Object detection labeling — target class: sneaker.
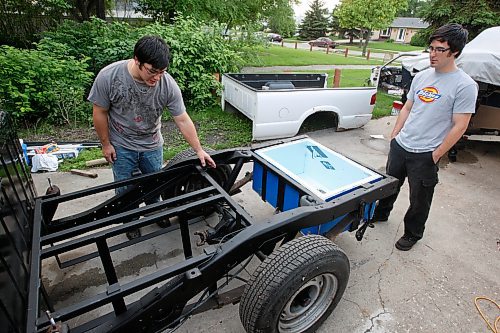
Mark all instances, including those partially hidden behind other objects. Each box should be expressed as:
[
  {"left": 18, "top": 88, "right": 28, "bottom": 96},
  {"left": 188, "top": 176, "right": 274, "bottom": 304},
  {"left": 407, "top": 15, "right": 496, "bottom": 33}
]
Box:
[
  {"left": 126, "top": 228, "right": 141, "bottom": 240},
  {"left": 395, "top": 235, "right": 419, "bottom": 251}
]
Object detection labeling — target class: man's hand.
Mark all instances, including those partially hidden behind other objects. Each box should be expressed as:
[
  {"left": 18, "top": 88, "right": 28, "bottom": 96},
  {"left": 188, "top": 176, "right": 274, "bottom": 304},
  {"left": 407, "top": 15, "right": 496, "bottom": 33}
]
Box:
[
  {"left": 102, "top": 144, "right": 116, "bottom": 164},
  {"left": 431, "top": 150, "right": 441, "bottom": 164},
  {"left": 196, "top": 149, "right": 216, "bottom": 168}
]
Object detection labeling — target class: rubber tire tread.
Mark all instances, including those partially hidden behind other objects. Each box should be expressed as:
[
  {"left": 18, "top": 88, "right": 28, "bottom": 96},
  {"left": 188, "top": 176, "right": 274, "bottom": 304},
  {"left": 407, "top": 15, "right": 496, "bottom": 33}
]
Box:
[
  {"left": 166, "top": 147, "right": 232, "bottom": 182},
  {"left": 239, "top": 235, "right": 350, "bottom": 333}
]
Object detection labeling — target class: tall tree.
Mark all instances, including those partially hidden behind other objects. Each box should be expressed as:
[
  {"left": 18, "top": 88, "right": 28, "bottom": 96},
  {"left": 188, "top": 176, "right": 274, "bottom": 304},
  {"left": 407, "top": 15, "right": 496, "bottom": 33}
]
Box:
[
  {"left": 134, "top": 0, "right": 295, "bottom": 30},
  {"left": 419, "top": 0, "right": 500, "bottom": 40},
  {"left": 267, "top": 3, "right": 296, "bottom": 37},
  {"left": 396, "top": 0, "right": 424, "bottom": 18},
  {"left": 298, "top": 0, "right": 330, "bottom": 39},
  {"left": 329, "top": 6, "right": 341, "bottom": 36},
  {"left": 335, "top": 0, "right": 407, "bottom": 56}
]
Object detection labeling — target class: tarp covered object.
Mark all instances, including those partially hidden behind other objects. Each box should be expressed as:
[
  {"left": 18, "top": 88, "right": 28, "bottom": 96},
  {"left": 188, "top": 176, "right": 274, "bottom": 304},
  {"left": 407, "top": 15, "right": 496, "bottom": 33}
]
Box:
[
  {"left": 402, "top": 26, "right": 500, "bottom": 86},
  {"left": 456, "top": 26, "right": 500, "bottom": 86}
]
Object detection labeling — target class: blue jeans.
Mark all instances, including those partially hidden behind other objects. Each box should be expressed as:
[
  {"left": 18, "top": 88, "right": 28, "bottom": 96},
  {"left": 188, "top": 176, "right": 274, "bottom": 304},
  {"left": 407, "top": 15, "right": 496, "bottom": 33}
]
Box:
[{"left": 112, "top": 145, "right": 163, "bottom": 204}]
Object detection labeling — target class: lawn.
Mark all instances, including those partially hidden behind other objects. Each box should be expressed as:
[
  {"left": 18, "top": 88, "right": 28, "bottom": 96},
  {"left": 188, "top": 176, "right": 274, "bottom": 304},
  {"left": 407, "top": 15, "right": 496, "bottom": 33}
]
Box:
[
  {"left": 337, "top": 41, "right": 424, "bottom": 53},
  {"left": 277, "top": 68, "right": 396, "bottom": 119},
  {"left": 246, "top": 45, "right": 383, "bottom": 67}
]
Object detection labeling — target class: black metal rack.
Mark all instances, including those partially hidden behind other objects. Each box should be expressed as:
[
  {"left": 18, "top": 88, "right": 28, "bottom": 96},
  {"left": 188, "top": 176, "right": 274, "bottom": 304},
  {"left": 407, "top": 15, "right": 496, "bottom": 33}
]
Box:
[{"left": 0, "top": 111, "right": 398, "bottom": 333}]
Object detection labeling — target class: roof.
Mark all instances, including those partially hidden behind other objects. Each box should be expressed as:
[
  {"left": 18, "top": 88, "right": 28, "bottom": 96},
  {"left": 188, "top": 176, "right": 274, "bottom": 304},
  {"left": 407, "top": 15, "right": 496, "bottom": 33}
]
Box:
[{"left": 391, "top": 17, "right": 429, "bottom": 29}]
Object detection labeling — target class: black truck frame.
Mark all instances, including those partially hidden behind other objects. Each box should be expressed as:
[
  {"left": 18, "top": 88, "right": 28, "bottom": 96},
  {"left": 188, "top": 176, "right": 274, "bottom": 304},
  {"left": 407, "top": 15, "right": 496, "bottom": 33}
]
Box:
[{"left": 1, "top": 111, "right": 398, "bottom": 333}]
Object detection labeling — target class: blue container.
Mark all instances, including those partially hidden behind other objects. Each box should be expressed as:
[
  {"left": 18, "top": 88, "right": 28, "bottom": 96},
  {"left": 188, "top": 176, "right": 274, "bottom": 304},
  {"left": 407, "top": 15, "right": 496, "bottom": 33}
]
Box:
[{"left": 253, "top": 138, "right": 382, "bottom": 235}]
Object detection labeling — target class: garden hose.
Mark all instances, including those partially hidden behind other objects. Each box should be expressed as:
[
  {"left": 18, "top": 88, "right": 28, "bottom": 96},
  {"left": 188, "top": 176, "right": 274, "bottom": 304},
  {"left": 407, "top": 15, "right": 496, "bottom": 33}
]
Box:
[{"left": 474, "top": 296, "right": 500, "bottom": 333}]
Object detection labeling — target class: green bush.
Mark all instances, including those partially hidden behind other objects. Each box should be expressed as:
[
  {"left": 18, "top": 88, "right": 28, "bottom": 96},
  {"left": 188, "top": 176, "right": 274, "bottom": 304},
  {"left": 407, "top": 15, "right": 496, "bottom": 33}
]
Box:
[
  {"left": 40, "top": 18, "right": 139, "bottom": 75},
  {"left": 40, "top": 17, "right": 250, "bottom": 109},
  {"left": 410, "top": 31, "right": 428, "bottom": 47},
  {"left": 137, "top": 18, "right": 245, "bottom": 108},
  {"left": 0, "top": 45, "right": 93, "bottom": 124},
  {"left": 386, "top": 39, "right": 394, "bottom": 43}
]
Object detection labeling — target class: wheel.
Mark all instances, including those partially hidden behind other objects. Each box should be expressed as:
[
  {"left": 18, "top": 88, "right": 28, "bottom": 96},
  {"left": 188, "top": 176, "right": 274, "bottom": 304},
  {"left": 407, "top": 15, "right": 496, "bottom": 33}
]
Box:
[
  {"left": 239, "top": 235, "right": 350, "bottom": 333},
  {"left": 164, "top": 148, "right": 232, "bottom": 217}
]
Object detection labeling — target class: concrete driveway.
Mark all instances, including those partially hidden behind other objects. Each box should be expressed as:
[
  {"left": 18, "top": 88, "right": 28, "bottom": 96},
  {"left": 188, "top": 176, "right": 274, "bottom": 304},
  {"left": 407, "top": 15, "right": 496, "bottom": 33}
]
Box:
[{"left": 32, "top": 117, "right": 500, "bottom": 333}]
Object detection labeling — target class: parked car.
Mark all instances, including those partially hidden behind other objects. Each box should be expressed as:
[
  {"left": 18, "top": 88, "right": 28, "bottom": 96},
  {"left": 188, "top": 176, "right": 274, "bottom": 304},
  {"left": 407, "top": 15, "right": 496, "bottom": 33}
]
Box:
[
  {"left": 267, "top": 33, "right": 283, "bottom": 42},
  {"left": 309, "top": 37, "right": 337, "bottom": 48}
]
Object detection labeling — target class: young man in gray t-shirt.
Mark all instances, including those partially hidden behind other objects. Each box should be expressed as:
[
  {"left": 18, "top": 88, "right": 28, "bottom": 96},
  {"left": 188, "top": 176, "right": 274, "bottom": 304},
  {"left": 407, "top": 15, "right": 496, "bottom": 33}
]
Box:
[
  {"left": 373, "top": 24, "right": 478, "bottom": 251},
  {"left": 88, "top": 35, "right": 216, "bottom": 239}
]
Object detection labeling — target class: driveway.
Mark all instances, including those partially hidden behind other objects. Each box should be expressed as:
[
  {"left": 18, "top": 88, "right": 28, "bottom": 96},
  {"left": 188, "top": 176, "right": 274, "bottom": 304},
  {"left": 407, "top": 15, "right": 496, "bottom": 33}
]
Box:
[{"left": 32, "top": 117, "right": 500, "bottom": 332}]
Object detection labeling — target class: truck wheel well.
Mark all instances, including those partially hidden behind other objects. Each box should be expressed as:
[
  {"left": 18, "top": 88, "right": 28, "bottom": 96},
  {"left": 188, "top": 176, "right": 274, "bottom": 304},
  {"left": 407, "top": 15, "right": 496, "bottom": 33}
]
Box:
[{"left": 298, "top": 111, "right": 338, "bottom": 135}]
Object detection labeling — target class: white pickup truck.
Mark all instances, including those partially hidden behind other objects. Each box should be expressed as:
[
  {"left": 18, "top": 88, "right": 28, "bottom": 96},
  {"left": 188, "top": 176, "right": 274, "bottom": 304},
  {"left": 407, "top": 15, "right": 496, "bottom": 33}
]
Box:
[{"left": 221, "top": 73, "right": 377, "bottom": 140}]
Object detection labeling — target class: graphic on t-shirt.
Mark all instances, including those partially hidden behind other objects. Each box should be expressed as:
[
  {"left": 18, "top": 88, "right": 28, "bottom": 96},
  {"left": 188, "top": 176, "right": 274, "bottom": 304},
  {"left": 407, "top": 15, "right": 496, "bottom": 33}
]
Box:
[{"left": 416, "top": 86, "right": 441, "bottom": 103}]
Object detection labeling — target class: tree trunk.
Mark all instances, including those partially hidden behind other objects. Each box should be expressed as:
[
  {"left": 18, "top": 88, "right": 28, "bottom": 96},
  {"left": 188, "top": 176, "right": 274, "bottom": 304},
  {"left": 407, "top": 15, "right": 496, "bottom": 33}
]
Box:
[
  {"left": 361, "top": 29, "right": 371, "bottom": 57},
  {"left": 96, "top": 0, "right": 105, "bottom": 20}
]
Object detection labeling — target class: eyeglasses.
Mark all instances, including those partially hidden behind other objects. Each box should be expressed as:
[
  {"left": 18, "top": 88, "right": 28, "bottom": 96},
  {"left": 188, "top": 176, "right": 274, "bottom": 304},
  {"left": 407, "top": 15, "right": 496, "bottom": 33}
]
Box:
[
  {"left": 141, "top": 64, "right": 167, "bottom": 76},
  {"left": 427, "top": 46, "right": 451, "bottom": 53}
]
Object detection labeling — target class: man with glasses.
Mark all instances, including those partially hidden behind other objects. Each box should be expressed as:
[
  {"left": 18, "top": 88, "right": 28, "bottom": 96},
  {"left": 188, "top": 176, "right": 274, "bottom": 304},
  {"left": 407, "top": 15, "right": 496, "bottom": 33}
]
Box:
[
  {"left": 88, "top": 35, "right": 216, "bottom": 239},
  {"left": 372, "top": 24, "right": 478, "bottom": 250}
]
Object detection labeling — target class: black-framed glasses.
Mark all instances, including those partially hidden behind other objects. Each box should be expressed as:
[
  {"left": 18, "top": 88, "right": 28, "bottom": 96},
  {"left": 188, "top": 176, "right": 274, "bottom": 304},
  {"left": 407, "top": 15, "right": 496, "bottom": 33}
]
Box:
[
  {"left": 141, "top": 63, "right": 167, "bottom": 76},
  {"left": 427, "top": 46, "right": 451, "bottom": 53}
]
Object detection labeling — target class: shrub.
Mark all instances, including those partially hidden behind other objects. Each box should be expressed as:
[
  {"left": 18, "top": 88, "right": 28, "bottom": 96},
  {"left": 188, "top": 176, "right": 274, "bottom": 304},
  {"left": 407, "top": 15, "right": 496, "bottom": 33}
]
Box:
[
  {"left": 40, "top": 18, "right": 139, "bottom": 75},
  {"left": 137, "top": 17, "right": 245, "bottom": 108},
  {"left": 386, "top": 39, "right": 394, "bottom": 43},
  {"left": 0, "top": 45, "right": 93, "bottom": 125},
  {"left": 410, "top": 31, "right": 428, "bottom": 47},
  {"left": 40, "top": 17, "right": 250, "bottom": 109}
]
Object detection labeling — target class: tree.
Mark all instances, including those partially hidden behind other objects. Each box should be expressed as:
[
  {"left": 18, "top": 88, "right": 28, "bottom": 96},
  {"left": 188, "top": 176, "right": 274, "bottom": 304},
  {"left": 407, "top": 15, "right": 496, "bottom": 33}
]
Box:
[
  {"left": 335, "top": 0, "right": 407, "bottom": 56},
  {"left": 134, "top": 0, "right": 296, "bottom": 31},
  {"left": 397, "top": 0, "right": 424, "bottom": 18},
  {"left": 329, "top": 6, "right": 341, "bottom": 36},
  {"left": 267, "top": 2, "right": 296, "bottom": 37},
  {"left": 298, "top": 0, "right": 330, "bottom": 39},
  {"left": 418, "top": 0, "right": 500, "bottom": 41},
  {"left": 66, "top": 0, "right": 108, "bottom": 21}
]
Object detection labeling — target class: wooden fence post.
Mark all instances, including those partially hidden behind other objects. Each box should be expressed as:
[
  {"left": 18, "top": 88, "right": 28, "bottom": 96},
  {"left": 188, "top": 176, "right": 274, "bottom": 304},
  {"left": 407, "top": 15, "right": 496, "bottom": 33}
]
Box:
[
  {"left": 295, "top": 42, "right": 297, "bottom": 49},
  {"left": 366, "top": 49, "right": 371, "bottom": 60},
  {"left": 333, "top": 68, "right": 341, "bottom": 88},
  {"left": 344, "top": 48, "right": 349, "bottom": 57}
]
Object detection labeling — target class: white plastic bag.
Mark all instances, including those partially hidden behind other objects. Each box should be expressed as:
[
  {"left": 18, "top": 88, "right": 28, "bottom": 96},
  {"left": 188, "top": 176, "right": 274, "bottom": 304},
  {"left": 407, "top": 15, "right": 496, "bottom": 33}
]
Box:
[{"left": 31, "top": 154, "right": 59, "bottom": 172}]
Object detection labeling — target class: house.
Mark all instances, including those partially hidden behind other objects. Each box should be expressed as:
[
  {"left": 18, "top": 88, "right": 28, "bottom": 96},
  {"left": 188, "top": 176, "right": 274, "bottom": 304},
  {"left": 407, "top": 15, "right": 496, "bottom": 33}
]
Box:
[{"left": 372, "top": 17, "right": 429, "bottom": 43}]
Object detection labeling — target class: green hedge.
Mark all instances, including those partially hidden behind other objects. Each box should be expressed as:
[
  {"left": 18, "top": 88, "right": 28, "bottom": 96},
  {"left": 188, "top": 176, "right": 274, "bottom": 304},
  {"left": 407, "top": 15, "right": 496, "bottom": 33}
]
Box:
[
  {"left": 0, "top": 44, "right": 93, "bottom": 125},
  {"left": 0, "top": 17, "right": 259, "bottom": 125}
]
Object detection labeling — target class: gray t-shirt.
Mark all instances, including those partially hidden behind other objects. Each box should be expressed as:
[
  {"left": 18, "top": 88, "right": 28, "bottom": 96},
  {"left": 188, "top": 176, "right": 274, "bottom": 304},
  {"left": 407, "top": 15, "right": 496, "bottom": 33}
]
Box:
[
  {"left": 396, "top": 68, "right": 478, "bottom": 153},
  {"left": 88, "top": 60, "right": 186, "bottom": 151}
]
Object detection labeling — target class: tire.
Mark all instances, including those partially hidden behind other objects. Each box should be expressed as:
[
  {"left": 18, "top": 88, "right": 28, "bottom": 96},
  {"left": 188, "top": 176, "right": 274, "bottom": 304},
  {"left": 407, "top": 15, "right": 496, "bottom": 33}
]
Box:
[
  {"left": 164, "top": 148, "right": 232, "bottom": 217},
  {"left": 239, "top": 235, "right": 350, "bottom": 333}
]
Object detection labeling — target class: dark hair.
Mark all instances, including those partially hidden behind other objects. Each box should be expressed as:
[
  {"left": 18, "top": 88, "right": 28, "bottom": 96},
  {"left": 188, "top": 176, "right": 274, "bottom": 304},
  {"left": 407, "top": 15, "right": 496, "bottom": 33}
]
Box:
[
  {"left": 134, "top": 35, "right": 170, "bottom": 69},
  {"left": 428, "top": 23, "right": 468, "bottom": 58}
]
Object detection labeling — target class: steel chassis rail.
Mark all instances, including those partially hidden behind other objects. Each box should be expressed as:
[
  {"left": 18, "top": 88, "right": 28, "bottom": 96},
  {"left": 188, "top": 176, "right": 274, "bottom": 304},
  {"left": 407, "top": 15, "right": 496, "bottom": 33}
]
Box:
[{"left": 22, "top": 141, "right": 397, "bottom": 333}]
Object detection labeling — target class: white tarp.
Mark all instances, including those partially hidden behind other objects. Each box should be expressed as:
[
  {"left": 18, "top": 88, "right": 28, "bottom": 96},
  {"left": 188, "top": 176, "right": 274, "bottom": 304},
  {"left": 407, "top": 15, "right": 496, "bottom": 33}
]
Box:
[
  {"left": 401, "top": 26, "right": 500, "bottom": 85},
  {"left": 456, "top": 26, "right": 500, "bottom": 86}
]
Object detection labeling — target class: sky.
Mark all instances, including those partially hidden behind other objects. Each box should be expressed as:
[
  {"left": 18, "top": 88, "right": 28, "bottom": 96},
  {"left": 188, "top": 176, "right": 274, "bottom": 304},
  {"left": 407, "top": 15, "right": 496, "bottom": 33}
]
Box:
[{"left": 293, "top": 0, "right": 339, "bottom": 21}]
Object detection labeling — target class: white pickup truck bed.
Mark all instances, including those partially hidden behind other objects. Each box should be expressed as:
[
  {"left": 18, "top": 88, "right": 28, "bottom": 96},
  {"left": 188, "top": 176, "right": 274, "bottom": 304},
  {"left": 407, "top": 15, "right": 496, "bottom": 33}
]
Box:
[{"left": 222, "top": 73, "right": 378, "bottom": 140}]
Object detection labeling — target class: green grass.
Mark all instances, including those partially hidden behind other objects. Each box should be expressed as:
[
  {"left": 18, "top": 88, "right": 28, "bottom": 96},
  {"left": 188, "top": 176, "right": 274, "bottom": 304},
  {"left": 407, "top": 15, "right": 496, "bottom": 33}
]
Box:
[
  {"left": 58, "top": 148, "right": 103, "bottom": 171},
  {"left": 276, "top": 68, "right": 396, "bottom": 118},
  {"left": 337, "top": 41, "right": 424, "bottom": 53},
  {"left": 161, "top": 106, "right": 253, "bottom": 161},
  {"left": 245, "top": 45, "right": 383, "bottom": 67}
]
